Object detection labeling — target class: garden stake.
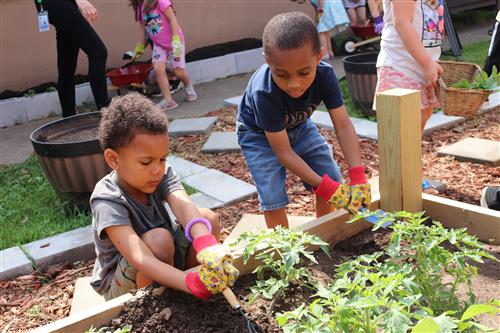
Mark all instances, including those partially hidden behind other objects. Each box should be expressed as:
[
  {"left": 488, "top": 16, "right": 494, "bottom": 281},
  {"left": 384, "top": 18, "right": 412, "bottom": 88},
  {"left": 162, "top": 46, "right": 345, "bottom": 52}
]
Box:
[
  {"left": 358, "top": 207, "right": 392, "bottom": 227},
  {"left": 222, "top": 288, "right": 264, "bottom": 333}
]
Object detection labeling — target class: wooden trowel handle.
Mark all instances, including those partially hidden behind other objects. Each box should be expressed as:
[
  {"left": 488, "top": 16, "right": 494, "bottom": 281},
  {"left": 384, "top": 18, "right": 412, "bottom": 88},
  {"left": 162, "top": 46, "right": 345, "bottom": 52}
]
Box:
[{"left": 222, "top": 288, "right": 240, "bottom": 309}]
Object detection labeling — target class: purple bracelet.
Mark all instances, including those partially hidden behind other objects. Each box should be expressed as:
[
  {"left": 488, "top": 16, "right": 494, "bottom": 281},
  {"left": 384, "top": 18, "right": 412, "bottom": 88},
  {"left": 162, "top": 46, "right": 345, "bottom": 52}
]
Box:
[{"left": 185, "top": 217, "right": 212, "bottom": 242}]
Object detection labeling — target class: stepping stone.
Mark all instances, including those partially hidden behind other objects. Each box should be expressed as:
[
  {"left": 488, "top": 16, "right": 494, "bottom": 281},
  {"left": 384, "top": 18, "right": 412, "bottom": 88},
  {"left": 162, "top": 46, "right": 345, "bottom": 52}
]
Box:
[
  {"left": 0, "top": 246, "right": 33, "bottom": 280},
  {"left": 189, "top": 192, "right": 224, "bottom": 209},
  {"left": 223, "top": 95, "right": 242, "bottom": 108},
  {"left": 201, "top": 131, "right": 240, "bottom": 154},
  {"left": 70, "top": 276, "right": 105, "bottom": 316},
  {"left": 438, "top": 138, "right": 500, "bottom": 166},
  {"left": 352, "top": 118, "right": 378, "bottom": 140},
  {"left": 168, "top": 116, "right": 218, "bottom": 137},
  {"left": 423, "top": 111, "right": 464, "bottom": 135},
  {"left": 23, "top": 225, "right": 94, "bottom": 270},
  {"left": 223, "top": 214, "right": 314, "bottom": 246},
  {"left": 182, "top": 169, "right": 256, "bottom": 206},
  {"left": 167, "top": 155, "right": 208, "bottom": 179},
  {"left": 480, "top": 91, "right": 500, "bottom": 113},
  {"left": 311, "top": 111, "right": 334, "bottom": 130}
]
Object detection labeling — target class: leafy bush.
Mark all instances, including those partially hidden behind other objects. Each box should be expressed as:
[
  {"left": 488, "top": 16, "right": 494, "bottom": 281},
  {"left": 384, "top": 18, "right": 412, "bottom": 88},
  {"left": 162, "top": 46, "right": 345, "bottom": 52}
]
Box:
[
  {"left": 451, "top": 66, "right": 500, "bottom": 91},
  {"left": 277, "top": 212, "right": 499, "bottom": 333},
  {"left": 234, "top": 226, "right": 329, "bottom": 313}
]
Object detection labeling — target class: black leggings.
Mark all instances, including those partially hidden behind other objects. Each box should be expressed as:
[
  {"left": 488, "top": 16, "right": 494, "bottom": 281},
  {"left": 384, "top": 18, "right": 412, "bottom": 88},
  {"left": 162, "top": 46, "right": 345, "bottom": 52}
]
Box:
[{"left": 43, "top": 0, "right": 108, "bottom": 117}]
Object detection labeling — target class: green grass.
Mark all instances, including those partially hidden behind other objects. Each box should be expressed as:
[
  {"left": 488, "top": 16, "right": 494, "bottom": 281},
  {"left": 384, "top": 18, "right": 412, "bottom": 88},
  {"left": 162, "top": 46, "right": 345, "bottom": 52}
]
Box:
[
  {"left": 0, "top": 156, "right": 91, "bottom": 250},
  {"left": 441, "top": 39, "right": 490, "bottom": 64},
  {"left": 0, "top": 155, "right": 198, "bottom": 250}
]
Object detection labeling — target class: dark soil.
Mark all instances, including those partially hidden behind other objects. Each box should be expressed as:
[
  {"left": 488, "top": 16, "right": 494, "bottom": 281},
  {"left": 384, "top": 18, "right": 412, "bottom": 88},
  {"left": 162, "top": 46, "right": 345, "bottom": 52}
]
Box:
[
  {"left": 46, "top": 126, "right": 98, "bottom": 144},
  {"left": 106, "top": 228, "right": 500, "bottom": 332}
]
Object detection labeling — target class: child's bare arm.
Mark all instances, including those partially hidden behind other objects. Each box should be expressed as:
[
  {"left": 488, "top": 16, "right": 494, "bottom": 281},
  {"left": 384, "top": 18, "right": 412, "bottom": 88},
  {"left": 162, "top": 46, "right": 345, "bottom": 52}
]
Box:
[
  {"left": 392, "top": 0, "right": 442, "bottom": 85},
  {"left": 265, "top": 130, "right": 323, "bottom": 187},
  {"left": 329, "top": 106, "right": 362, "bottom": 168},
  {"left": 164, "top": 6, "right": 180, "bottom": 36},
  {"left": 166, "top": 190, "right": 211, "bottom": 238},
  {"left": 105, "top": 225, "right": 190, "bottom": 293}
]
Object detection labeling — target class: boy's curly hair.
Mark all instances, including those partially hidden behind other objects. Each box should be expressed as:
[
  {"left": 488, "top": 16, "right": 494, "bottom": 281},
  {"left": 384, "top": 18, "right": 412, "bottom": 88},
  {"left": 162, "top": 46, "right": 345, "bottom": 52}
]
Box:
[
  {"left": 99, "top": 92, "right": 169, "bottom": 150},
  {"left": 263, "top": 11, "right": 320, "bottom": 56}
]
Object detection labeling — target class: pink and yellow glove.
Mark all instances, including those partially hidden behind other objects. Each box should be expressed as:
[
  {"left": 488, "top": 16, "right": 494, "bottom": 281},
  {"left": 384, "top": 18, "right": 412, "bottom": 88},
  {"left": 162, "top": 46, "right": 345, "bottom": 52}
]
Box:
[
  {"left": 314, "top": 175, "right": 351, "bottom": 210},
  {"left": 192, "top": 234, "right": 239, "bottom": 294},
  {"left": 348, "top": 166, "right": 371, "bottom": 214},
  {"left": 171, "top": 34, "right": 182, "bottom": 60}
]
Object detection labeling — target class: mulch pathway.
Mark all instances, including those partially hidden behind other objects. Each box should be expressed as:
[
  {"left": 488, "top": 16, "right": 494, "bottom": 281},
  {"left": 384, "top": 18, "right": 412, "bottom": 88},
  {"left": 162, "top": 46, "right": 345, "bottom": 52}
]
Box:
[{"left": 1, "top": 107, "right": 498, "bottom": 332}]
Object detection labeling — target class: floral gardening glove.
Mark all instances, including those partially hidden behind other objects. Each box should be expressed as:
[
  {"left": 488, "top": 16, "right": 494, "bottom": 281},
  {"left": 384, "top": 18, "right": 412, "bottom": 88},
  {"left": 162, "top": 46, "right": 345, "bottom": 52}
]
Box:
[
  {"left": 171, "top": 34, "right": 182, "bottom": 60},
  {"left": 373, "top": 16, "right": 384, "bottom": 35},
  {"left": 193, "top": 234, "right": 239, "bottom": 293},
  {"left": 313, "top": 175, "right": 351, "bottom": 210},
  {"left": 123, "top": 43, "right": 145, "bottom": 60},
  {"left": 347, "top": 166, "right": 371, "bottom": 214}
]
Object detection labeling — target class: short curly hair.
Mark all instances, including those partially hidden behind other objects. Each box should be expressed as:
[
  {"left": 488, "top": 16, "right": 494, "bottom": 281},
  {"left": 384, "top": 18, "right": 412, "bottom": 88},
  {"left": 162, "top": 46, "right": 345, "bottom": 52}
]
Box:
[
  {"left": 98, "top": 92, "right": 169, "bottom": 150},
  {"left": 263, "top": 11, "right": 320, "bottom": 56}
]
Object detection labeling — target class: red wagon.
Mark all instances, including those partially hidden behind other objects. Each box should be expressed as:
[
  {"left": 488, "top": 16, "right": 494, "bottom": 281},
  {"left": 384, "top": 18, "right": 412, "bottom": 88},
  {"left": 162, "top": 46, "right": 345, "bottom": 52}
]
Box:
[
  {"left": 106, "top": 63, "right": 153, "bottom": 95},
  {"left": 341, "top": 23, "right": 381, "bottom": 55}
]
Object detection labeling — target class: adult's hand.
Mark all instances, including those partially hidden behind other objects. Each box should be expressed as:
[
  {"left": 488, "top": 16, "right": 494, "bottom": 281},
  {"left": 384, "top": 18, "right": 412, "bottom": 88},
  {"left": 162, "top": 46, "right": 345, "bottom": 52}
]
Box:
[{"left": 76, "top": 0, "right": 99, "bottom": 22}]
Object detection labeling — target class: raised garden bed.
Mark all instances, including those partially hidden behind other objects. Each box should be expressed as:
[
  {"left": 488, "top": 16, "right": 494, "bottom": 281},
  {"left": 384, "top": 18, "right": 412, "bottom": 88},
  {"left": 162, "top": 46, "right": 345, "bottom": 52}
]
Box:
[{"left": 1, "top": 95, "right": 499, "bottom": 331}]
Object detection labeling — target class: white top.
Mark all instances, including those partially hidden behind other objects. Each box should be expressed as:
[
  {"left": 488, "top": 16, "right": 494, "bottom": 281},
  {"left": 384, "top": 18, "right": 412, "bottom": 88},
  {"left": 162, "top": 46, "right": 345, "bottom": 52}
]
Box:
[{"left": 377, "top": 0, "right": 444, "bottom": 83}]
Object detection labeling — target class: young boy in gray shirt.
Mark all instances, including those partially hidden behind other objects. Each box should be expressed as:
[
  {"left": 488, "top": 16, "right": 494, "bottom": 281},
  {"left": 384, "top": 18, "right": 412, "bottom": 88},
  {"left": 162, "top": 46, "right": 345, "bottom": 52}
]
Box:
[{"left": 90, "top": 92, "right": 238, "bottom": 300}]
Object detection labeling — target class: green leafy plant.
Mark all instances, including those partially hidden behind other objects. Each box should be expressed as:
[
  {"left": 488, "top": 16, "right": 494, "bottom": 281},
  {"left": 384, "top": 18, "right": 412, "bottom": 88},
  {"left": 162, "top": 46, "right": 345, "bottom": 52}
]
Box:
[
  {"left": 23, "top": 89, "right": 36, "bottom": 97},
  {"left": 369, "top": 211, "right": 495, "bottom": 315},
  {"left": 277, "top": 212, "right": 498, "bottom": 333},
  {"left": 234, "top": 226, "right": 329, "bottom": 313},
  {"left": 451, "top": 66, "right": 500, "bottom": 91},
  {"left": 45, "top": 86, "right": 57, "bottom": 92}
]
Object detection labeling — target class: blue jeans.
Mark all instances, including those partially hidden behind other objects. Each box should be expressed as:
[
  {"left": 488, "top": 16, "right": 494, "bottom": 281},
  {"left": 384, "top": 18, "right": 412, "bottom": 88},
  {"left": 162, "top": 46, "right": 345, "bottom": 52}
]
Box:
[{"left": 237, "top": 119, "right": 342, "bottom": 211}]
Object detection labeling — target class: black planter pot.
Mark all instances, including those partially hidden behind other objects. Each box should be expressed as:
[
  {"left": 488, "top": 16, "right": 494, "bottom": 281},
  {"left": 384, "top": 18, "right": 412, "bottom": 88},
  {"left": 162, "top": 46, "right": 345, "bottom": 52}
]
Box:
[
  {"left": 30, "top": 112, "right": 110, "bottom": 214},
  {"left": 343, "top": 52, "right": 378, "bottom": 117}
]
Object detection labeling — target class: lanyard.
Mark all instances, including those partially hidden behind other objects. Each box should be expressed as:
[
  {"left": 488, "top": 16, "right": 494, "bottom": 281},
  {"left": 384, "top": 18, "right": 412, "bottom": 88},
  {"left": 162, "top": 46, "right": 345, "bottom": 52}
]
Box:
[{"left": 37, "top": 0, "right": 44, "bottom": 12}]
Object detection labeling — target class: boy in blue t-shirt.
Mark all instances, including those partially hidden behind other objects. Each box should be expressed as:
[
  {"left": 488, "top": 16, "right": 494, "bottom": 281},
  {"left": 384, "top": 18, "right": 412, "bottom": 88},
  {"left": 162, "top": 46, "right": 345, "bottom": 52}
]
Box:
[{"left": 237, "top": 12, "right": 371, "bottom": 228}]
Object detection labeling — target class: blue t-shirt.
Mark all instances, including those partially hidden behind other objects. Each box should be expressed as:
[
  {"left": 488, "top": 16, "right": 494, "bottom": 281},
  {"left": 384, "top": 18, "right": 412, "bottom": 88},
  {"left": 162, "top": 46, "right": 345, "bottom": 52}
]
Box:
[{"left": 237, "top": 62, "right": 343, "bottom": 132}]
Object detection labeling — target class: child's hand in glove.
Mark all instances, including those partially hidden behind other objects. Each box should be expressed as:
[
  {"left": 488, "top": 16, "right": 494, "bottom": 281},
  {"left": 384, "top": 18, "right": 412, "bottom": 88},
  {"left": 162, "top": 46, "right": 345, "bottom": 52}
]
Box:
[
  {"left": 314, "top": 175, "right": 351, "bottom": 210},
  {"left": 347, "top": 166, "right": 371, "bottom": 214},
  {"left": 373, "top": 16, "right": 384, "bottom": 35},
  {"left": 171, "top": 35, "right": 182, "bottom": 60},
  {"left": 123, "top": 43, "right": 145, "bottom": 60},
  {"left": 193, "top": 234, "right": 239, "bottom": 293}
]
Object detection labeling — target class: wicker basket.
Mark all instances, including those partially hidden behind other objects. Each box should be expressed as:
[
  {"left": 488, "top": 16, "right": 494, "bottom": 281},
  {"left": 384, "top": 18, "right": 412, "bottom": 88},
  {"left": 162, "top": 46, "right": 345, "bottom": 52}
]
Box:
[{"left": 436, "top": 60, "right": 492, "bottom": 119}]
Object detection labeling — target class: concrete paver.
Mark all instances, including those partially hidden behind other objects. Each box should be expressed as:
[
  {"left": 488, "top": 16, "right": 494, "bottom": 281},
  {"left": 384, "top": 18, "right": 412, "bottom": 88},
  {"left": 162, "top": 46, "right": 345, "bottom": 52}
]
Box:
[
  {"left": 223, "top": 96, "right": 243, "bottom": 108},
  {"left": 189, "top": 192, "right": 225, "bottom": 209},
  {"left": 24, "top": 225, "right": 94, "bottom": 270},
  {"left": 423, "top": 112, "right": 465, "bottom": 135},
  {"left": 167, "top": 155, "right": 208, "bottom": 179},
  {"left": 182, "top": 169, "right": 256, "bottom": 206},
  {"left": 168, "top": 116, "right": 218, "bottom": 137},
  {"left": 0, "top": 246, "right": 33, "bottom": 281},
  {"left": 201, "top": 131, "right": 240, "bottom": 154},
  {"left": 438, "top": 137, "right": 500, "bottom": 166}
]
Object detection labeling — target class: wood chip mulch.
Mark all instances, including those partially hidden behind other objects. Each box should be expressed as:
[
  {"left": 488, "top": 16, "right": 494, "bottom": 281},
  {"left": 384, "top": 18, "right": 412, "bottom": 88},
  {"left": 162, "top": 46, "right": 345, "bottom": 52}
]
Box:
[{"left": 1, "top": 106, "right": 498, "bottom": 332}]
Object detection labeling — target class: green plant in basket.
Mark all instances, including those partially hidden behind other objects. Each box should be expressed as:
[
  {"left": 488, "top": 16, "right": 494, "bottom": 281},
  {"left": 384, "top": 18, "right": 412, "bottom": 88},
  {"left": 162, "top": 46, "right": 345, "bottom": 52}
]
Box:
[
  {"left": 234, "top": 226, "right": 329, "bottom": 313},
  {"left": 451, "top": 66, "right": 500, "bottom": 91}
]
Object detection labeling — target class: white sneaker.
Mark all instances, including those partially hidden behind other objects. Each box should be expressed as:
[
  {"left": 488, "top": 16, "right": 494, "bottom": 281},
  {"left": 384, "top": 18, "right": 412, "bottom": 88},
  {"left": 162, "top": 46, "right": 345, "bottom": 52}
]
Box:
[
  {"left": 156, "top": 99, "right": 178, "bottom": 111},
  {"left": 185, "top": 85, "right": 197, "bottom": 102}
]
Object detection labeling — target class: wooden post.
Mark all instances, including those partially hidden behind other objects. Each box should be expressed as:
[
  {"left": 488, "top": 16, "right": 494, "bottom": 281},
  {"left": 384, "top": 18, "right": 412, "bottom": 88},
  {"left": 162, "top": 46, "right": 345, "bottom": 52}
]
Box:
[{"left": 376, "top": 88, "right": 422, "bottom": 212}]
